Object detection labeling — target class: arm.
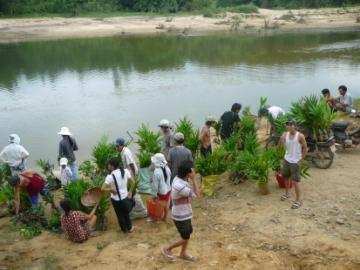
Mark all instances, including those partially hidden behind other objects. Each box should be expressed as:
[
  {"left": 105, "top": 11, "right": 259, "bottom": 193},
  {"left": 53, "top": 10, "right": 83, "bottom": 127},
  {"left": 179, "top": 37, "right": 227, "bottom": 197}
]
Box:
[
  {"left": 14, "top": 186, "right": 20, "bottom": 214},
  {"left": 101, "top": 176, "right": 117, "bottom": 195},
  {"left": 278, "top": 133, "right": 286, "bottom": 147},
  {"left": 58, "top": 142, "right": 64, "bottom": 161},
  {"left": 299, "top": 134, "right": 308, "bottom": 160},
  {"left": 189, "top": 171, "right": 200, "bottom": 197},
  {"left": 129, "top": 163, "right": 136, "bottom": 178},
  {"left": 151, "top": 171, "right": 160, "bottom": 197}
]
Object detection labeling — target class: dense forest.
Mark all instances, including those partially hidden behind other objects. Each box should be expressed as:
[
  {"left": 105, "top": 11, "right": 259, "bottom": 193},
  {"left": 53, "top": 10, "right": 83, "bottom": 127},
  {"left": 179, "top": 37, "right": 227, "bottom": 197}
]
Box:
[{"left": 0, "top": 0, "right": 359, "bottom": 16}]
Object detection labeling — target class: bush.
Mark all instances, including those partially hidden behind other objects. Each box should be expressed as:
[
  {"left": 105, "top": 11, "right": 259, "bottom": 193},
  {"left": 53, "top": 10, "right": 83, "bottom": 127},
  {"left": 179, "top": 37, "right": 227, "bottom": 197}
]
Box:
[
  {"left": 92, "top": 136, "right": 120, "bottom": 175},
  {"left": 195, "top": 146, "right": 228, "bottom": 176},
  {"left": 227, "top": 3, "right": 258, "bottom": 13},
  {"left": 176, "top": 117, "right": 200, "bottom": 156},
  {"left": 136, "top": 124, "right": 161, "bottom": 154}
]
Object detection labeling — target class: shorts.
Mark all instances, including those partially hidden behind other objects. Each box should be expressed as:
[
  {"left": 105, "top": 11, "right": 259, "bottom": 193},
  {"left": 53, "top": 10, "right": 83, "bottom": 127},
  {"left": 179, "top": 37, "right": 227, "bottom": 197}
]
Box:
[
  {"left": 281, "top": 160, "right": 300, "bottom": 182},
  {"left": 157, "top": 191, "right": 171, "bottom": 202},
  {"left": 174, "top": 219, "right": 193, "bottom": 240}
]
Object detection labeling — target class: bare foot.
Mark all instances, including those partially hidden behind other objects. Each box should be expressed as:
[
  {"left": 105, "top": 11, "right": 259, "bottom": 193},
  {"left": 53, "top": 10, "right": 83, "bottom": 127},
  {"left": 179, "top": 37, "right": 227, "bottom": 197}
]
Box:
[{"left": 179, "top": 253, "right": 197, "bottom": 262}]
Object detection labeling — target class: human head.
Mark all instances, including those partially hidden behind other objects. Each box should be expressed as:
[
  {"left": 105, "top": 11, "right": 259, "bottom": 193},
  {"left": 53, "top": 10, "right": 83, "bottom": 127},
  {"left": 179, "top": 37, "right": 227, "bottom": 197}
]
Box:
[
  {"left": 60, "top": 157, "right": 68, "bottom": 168},
  {"left": 177, "top": 160, "right": 195, "bottom": 180},
  {"left": 321, "top": 88, "right": 330, "bottom": 98},
  {"left": 205, "top": 116, "right": 216, "bottom": 126},
  {"left": 173, "top": 132, "right": 185, "bottom": 145},
  {"left": 60, "top": 199, "right": 71, "bottom": 215},
  {"left": 151, "top": 153, "right": 167, "bottom": 168},
  {"left": 8, "top": 134, "right": 20, "bottom": 144},
  {"left": 231, "top": 103, "right": 242, "bottom": 113},
  {"left": 258, "top": 107, "right": 269, "bottom": 118},
  {"left": 58, "top": 127, "right": 72, "bottom": 137},
  {"left": 107, "top": 157, "right": 119, "bottom": 172},
  {"left": 115, "top": 137, "right": 125, "bottom": 152},
  {"left": 338, "top": 85, "right": 347, "bottom": 96},
  {"left": 159, "top": 119, "right": 171, "bottom": 132},
  {"left": 285, "top": 120, "right": 296, "bottom": 133}
]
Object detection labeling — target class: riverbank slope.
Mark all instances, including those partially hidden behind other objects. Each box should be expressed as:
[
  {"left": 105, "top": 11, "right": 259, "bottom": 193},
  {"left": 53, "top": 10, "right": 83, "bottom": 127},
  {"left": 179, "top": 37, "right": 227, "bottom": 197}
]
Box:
[{"left": 0, "top": 7, "right": 360, "bottom": 43}]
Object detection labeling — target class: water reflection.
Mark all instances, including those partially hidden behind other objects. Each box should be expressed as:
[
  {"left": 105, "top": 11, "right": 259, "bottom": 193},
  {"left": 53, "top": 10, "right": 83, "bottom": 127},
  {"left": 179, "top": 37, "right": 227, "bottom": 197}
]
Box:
[{"left": 0, "top": 31, "right": 360, "bottom": 164}]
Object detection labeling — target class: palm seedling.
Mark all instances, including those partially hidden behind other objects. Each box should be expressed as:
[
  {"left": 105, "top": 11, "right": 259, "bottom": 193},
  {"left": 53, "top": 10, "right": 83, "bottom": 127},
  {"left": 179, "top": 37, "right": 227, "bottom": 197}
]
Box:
[
  {"left": 36, "top": 159, "right": 60, "bottom": 190},
  {"left": 176, "top": 117, "right": 200, "bottom": 156},
  {"left": 92, "top": 136, "right": 120, "bottom": 176},
  {"left": 137, "top": 150, "right": 152, "bottom": 168},
  {"left": 0, "top": 164, "right": 11, "bottom": 185},
  {"left": 195, "top": 146, "right": 228, "bottom": 177},
  {"left": 136, "top": 124, "right": 161, "bottom": 154}
]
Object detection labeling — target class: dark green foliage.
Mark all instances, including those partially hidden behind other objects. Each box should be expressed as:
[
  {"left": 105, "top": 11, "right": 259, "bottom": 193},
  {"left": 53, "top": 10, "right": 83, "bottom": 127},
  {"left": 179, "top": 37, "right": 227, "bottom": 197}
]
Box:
[
  {"left": 79, "top": 160, "right": 97, "bottom": 179},
  {"left": 195, "top": 146, "right": 228, "bottom": 176},
  {"left": 0, "top": 183, "right": 31, "bottom": 213},
  {"left": 0, "top": 164, "right": 11, "bottom": 185},
  {"left": 176, "top": 117, "right": 200, "bottom": 156},
  {"left": 63, "top": 180, "right": 91, "bottom": 212},
  {"left": 13, "top": 206, "right": 47, "bottom": 239},
  {"left": 263, "top": 146, "right": 285, "bottom": 171},
  {"left": 137, "top": 150, "right": 152, "bottom": 168},
  {"left": 47, "top": 210, "right": 61, "bottom": 233}
]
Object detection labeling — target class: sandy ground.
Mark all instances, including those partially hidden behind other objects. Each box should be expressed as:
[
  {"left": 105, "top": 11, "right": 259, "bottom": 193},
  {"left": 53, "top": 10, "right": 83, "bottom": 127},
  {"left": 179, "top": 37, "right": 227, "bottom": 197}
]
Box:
[
  {"left": 1, "top": 121, "right": 360, "bottom": 269},
  {"left": 0, "top": 7, "right": 360, "bottom": 43}
]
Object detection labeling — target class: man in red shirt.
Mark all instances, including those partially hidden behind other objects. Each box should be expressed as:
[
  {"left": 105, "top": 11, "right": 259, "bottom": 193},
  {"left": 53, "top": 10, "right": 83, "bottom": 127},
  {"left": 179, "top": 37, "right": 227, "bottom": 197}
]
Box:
[{"left": 9, "top": 170, "right": 50, "bottom": 214}]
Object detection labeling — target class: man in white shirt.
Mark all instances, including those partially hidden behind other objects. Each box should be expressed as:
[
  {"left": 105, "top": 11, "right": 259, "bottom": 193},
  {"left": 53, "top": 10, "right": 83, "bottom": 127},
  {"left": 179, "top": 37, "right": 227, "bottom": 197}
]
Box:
[
  {"left": 336, "top": 85, "right": 353, "bottom": 113},
  {"left": 0, "top": 134, "right": 29, "bottom": 176},
  {"left": 115, "top": 137, "right": 147, "bottom": 219},
  {"left": 162, "top": 160, "right": 199, "bottom": 262}
]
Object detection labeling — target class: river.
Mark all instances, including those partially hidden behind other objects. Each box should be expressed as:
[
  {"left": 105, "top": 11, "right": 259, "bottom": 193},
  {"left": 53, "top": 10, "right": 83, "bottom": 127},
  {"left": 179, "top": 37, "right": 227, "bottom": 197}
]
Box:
[{"left": 0, "top": 30, "right": 360, "bottom": 165}]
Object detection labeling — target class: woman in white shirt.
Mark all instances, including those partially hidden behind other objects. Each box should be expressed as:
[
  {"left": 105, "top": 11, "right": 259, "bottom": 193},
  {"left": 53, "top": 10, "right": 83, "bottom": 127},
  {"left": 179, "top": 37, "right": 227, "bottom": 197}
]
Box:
[
  {"left": 151, "top": 153, "right": 171, "bottom": 221},
  {"left": 102, "top": 158, "right": 134, "bottom": 233}
]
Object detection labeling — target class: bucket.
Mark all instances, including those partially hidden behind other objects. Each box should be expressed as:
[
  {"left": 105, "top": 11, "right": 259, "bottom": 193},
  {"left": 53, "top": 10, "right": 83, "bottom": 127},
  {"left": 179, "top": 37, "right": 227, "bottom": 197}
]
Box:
[
  {"left": 275, "top": 172, "right": 293, "bottom": 189},
  {"left": 146, "top": 198, "right": 164, "bottom": 221}
]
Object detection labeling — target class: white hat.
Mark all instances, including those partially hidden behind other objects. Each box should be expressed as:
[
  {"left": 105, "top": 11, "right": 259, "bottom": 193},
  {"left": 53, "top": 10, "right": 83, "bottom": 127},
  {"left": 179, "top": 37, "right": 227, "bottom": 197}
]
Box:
[
  {"left": 159, "top": 119, "right": 171, "bottom": 128},
  {"left": 174, "top": 132, "right": 184, "bottom": 142},
  {"left": 206, "top": 115, "right": 216, "bottom": 122},
  {"left": 60, "top": 157, "right": 68, "bottom": 166},
  {"left": 58, "top": 127, "right": 72, "bottom": 136},
  {"left": 151, "top": 153, "right": 167, "bottom": 168},
  {"left": 9, "top": 134, "right": 20, "bottom": 144}
]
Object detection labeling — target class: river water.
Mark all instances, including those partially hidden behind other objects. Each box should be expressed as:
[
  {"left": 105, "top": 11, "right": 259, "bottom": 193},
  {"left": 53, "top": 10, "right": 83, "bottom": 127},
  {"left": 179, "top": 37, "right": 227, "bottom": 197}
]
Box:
[{"left": 0, "top": 31, "right": 360, "bottom": 165}]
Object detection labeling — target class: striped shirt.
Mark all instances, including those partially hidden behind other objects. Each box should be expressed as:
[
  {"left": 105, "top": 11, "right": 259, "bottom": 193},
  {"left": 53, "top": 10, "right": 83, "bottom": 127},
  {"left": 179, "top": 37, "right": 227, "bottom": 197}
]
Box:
[{"left": 171, "top": 176, "right": 196, "bottom": 221}]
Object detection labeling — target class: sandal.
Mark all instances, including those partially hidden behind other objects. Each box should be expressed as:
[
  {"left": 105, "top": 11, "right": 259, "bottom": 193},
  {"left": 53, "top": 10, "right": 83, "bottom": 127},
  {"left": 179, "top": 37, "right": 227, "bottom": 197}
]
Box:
[
  {"left": 180, "top": 254, "right": 197, "bottom": 262},
  {"left": 291, "top": 201, "right": 302, "bottom": 209},
  {"left": 162, "top": 248, "right": 176, "bottom": 262},
  {"left": 281, "top": 194, "right": 290, "bottom": 201}
]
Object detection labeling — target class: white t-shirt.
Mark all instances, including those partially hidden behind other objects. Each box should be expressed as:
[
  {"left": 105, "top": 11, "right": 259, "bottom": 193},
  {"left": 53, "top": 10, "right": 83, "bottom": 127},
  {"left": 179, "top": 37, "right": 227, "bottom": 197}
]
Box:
[
  {"left": 121, "top": 147, "right": 138, "bottom": 175},
  {"left": 268, "top": 106, "right": 285, "bottom": 119},
  {"left": 105, "top": 168, "right": 131, "bottom": 201},
  {"left": 0, "top": 143, "right": 29, "bottom": 167}
]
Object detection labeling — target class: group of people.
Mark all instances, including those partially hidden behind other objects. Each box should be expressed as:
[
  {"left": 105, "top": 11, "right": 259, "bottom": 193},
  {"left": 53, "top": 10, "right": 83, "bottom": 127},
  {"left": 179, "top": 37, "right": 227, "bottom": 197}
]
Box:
[
  {"left": 0, "top": 84, "right": 354, "bottom": 260},
  {"left": 322, "top": 85, "right": 354, "bottom": 113}
]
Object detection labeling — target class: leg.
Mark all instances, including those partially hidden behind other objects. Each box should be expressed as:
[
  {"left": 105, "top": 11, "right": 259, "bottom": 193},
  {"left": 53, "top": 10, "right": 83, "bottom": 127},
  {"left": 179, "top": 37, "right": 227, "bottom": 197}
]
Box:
[
  {"left": 88, "top": 215, "right": 97, "bottom": 230},
  {"left": 111, "top": 199, "right": 128, "bottom": 232},
  {"left": 281, "top": 161, "right": 291, "bottom": 200},
  {"left": 29, "top": 194, "right": 39, "bottom": 207},
  {"left": 70, "top": 163, "right": 78, "bottom": 180},
  {"left": 293, "top": 181, "right": 301, "bottom": 202},
  {"left": 290, "top": 163, "right": 302, "bottom": 209},
  {"left": 120, "top": 199, "right": 133, "bottom": 232}
]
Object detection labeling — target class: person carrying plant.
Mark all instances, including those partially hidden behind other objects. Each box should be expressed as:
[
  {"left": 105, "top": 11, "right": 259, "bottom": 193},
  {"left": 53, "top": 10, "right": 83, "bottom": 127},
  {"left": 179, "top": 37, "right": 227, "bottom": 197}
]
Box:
[
  {"left": 159, "top": 119, "right": 174, "bottom": 158},
  {"left": 219, "top": 103, "right": 242, "bottom": 140},
  {"left": 162, "top": 160, "right": 199, "bottom": 262},
  {"left": 199, "top": 116, "right": 217, "bottom": 157},
  {"left": 150, "top": 153, "right": 171, "bottom": 221},
  {"left": 60, "top": 199, "right": 97, "bottom": 243},
  {"left": 58, "top": 127, "right": 79, "bottom": 180},
  {"left": 102, "top": 158, "right": 134, "bottom": 233},
  {"left": 0, "top": 134, "right": 29, "bottom": 176},
  {"left": 168, "top": 132, "right": 193, "bottom": 183},
  {"left": 115, "top": 138, "right": 147, "bottom": 219},
  {"left": 9, "top": 169, "right": 52, "bottom": 214},
  {"left": 279, "top": 120, "right": 308, "bottom": 209}
]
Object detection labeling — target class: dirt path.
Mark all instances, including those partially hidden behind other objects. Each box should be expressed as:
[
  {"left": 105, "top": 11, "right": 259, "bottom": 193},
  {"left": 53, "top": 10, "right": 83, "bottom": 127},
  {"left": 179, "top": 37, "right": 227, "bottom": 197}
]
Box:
[
  {"left": 0, "top": 7, "right": 359, "bottom": 43},
  {"left": 1, "top": 145, "right": 360, "bottom": 269}
]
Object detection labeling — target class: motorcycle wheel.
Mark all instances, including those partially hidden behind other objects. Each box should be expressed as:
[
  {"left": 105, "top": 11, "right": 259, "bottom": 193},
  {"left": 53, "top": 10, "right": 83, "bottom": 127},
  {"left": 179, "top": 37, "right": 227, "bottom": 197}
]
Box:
[{"left": 311, "top": 147, "right": 334, "bottom": 169}]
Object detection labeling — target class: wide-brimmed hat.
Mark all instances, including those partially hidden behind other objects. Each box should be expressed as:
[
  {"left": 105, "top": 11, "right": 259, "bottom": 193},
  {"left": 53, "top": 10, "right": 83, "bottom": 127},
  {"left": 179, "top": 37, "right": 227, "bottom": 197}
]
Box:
[
  {"left": 60, "top": 157, "right": 68, "bottom": 166},
  {"left": 58, "top": 127, "right": 72, "bottom": 136},
  {"left": 9, "top": 134, "right": 20, "bottom": 144},
  {"left": 151, "top": 153, "right": 167, "bottom": 168},
  {"left": 159, "top": 119, "right": 171, "bottom": 128}
]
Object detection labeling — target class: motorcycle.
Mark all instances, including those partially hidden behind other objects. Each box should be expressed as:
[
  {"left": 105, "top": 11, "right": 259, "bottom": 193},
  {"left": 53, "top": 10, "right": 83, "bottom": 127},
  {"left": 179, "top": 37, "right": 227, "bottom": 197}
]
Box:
[
  {"left": 331, "top": 121, "right": 360, "bottom": 149},
  {"left": 266, "top": 133, "right": 335, "bottom": 169}
]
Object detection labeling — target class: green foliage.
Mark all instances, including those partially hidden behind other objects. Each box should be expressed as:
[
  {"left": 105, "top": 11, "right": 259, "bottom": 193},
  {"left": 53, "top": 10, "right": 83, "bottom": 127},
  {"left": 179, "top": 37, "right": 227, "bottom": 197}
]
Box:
[
  {"left": 48, "top": 210, "right": 61, "bottom": 233},
  {"left": 36, "top": 159, "right": 60, "bottom": 190},
  {"left": 176, "top": 117, "right": 200, "bottom": 156},
  {"left": 227, "top": 3, "right": 258, "bottom": 13},
  {"left": 271, "top": 113, "right": 289, "bottom": 136},
  {"left": 238, "top": 114, "right": 257, "bottom": 141},
  {"left": 79, "top": 160, "right": 97, "bottom": 179},
  {"left": 63, "top": 180, "right": 91, "bottom": 212},
  {"left": 136, "top": 124, "right": 161, "bottom": 154},
  {"left": 92, "top": 136, "right": 119, "bottom": 175},
  {"left": 0, "top": 164, "right": 11, "bottom": 185},
  {"left": 289, "top": 95, "right": 336, "bottom": 141},
  {"left": 13, "top": 206, "right": 47, "bottom": 239},
  {"left": 0, "top": 183, "right": 31, "bottom": 213},
  {"left": 137, "top": 150, "right": 152, "bottom": 168},
  {"left": 243, "top": 133, "right": 260, "bottom": 155},
  {"left": 19, "top": 225, "right": 42, "bottom": 239},
  {"left": 263, "top": 146, "right": 285, "bottom": 172},
  {"left": 195, "top": 146, "right": 228, "bottom": 176}
]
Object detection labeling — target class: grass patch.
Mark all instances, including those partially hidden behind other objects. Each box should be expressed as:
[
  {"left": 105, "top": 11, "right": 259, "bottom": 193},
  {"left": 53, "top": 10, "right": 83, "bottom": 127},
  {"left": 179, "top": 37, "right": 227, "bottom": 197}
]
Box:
[{"left": 227, "top": 4, "right": 258, "bottom": 14}]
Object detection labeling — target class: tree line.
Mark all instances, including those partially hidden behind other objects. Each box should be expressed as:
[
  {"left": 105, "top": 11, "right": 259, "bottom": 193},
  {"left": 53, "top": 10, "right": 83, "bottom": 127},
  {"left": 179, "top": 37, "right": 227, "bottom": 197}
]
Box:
[{"left": 0, "top": 0, "right": 358, "bottom": 16}]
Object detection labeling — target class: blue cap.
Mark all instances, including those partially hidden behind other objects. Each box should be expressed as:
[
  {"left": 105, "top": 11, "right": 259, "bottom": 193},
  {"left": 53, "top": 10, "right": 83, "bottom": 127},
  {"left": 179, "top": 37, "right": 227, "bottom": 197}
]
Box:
[{"left": 115, "top": 137, "right": 125, "bottom": 146}]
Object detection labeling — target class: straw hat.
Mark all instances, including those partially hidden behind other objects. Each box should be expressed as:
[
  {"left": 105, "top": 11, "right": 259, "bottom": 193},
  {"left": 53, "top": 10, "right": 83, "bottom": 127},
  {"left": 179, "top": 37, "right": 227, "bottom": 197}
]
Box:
[
  {"left": 81, "top": 187, "right": 103, "bottom": 207},
  {"left": 206, "top": 115, "right": 216, "bottom": 123},
  {"left": 58, "top": 127, "right": 72, "bottom": 136}
]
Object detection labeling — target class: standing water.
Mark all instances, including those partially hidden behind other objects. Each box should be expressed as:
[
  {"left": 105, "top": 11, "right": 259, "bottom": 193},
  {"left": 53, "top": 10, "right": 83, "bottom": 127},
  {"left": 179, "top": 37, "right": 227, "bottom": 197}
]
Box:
[{"left": 0, "top": 31, "right": 360, "bottom": 164}]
